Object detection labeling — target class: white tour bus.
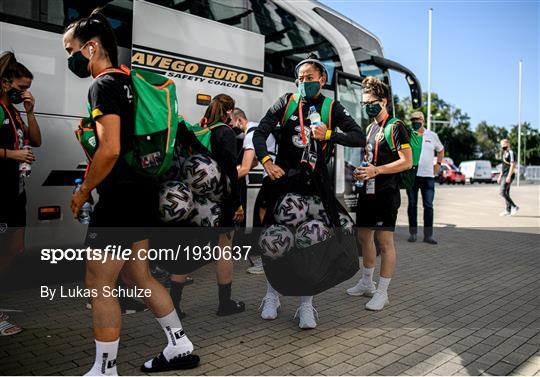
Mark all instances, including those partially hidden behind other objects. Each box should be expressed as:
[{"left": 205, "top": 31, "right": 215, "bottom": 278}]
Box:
[{"left": 0, "top": 0, "right": 422, "bottom": 251}]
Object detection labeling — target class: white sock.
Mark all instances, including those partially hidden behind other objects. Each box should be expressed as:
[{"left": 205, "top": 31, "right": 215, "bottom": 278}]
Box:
[
  {"left": 85, "top": 339, "right": 119, "bottom": 376},
  {"left": 378, "top": 277, "right": 392, "bottom": 294},
  {"left": 361, "top": 266, "right": 375, "bottom": 286},
  {"left": 300, "top": 296, "right": 313, "bottom": 306},
  {"left": 155, "top": 310, "right": 193, "bottom": 362},
  {"left": 266, "top": 281, "right": 279, "bottom": 298}
]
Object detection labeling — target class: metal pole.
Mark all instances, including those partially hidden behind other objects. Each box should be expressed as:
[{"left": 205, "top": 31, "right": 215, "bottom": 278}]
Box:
[
  {"left": 517, "top": 60, "right": 522, "bottom": 186},
  {"left": 427, "top": 8, "right": 433, "bottom": 130}
]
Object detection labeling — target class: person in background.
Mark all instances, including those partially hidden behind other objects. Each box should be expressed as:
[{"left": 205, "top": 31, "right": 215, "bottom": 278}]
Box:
[
  {"left": 498, "top": 139, "right": 519, "bottom": 216},
  {"left": 347, "top": 76, "right": 412, "bottom": 311},
  {"left": 169, "top": 95, "right": 246, "bottom": 318},
  {"left": 406, "top": 111, "right": 444, "bottom": 244},
  {"left": 0, "top": 51, "right": 41, "bottom": 336},
  {"left": 232, "top": 108, "right": 277, "bottom": 275}
]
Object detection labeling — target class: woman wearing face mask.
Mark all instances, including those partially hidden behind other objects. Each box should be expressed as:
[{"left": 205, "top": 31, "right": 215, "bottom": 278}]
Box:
[
  {"left": 252, "top": 53, "right": 364, "bottom": 329},
  {"left": 346, "top": 76, "right": 412, "bottom": 311},
  {"left": 63, "top": 9, "right": 199, "bottom": 374},
  {"left": 0, "top": 51, "right": 41, "bottom": 336},
  {"left": 167, "top": 94, "right": 246, "bottom": 319}
]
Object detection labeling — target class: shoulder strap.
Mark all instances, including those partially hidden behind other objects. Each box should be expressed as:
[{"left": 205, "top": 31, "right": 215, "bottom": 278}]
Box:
[
  {"left": 320, "top": 96, "right": 334, "bottom": 130},
  {"left": 95, "top": 65, "right": 130, "bottom": 79},
  {"left": 246, "top": 127, "right": 256, "bottom": 135},
  {"left": 281, "top": 93, "right": 300, "bottom": 126},
  {"left": 384, "top": 117, "right": 401, "bottom": 152},
  {"left": 0, "top": 103, "right": 5, "bottom": 126},
  {"left": 208, "top": 121, "right": 227, "bottom": 130}
]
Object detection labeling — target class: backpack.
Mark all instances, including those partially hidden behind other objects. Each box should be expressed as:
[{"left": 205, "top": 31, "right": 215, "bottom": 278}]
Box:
[
  {"left": 74, "top": 65, "right": 178, "bottom": 178},
  {"left": 280, "top": 92, "right": 335, "bottom": 162},
  {"left": 180, "top": 116, "right": 227, "bottom": 154},
  {"left": 368, "top": 117, "right": 421, "bottom": 190}
]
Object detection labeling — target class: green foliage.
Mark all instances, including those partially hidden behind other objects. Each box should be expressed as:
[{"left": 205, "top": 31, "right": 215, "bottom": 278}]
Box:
[{"left": 394, "top": 92, "right": 537, "bottom": 166}]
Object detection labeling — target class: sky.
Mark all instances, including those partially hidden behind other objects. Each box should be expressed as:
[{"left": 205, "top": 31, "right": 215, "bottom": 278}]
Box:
[{"left": 320, "top": 0, "right": 539, "bottom": 131}]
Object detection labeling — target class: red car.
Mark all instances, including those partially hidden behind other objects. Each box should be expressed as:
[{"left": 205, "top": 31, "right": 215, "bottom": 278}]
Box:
[{"left": 437, "top": 163, "right": 466, "bottom": 184}]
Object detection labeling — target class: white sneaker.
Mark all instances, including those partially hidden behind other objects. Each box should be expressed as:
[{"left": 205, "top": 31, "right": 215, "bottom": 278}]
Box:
[
  {"left": 365, "top": 290, "right": 389, "bottom": 311},
  {"left": 510, "top": 206, "right": 520, "bottom": 216},
  {"left": 294, "top": 304, "right": 318, "bottom": 329},
  {"left": 499, "top": 211, "right": 510, "bottom": 216},
  {"left": 259, "top": 294, "right": 280, "bottom": 320},
  {"left": 346, "top": 280, "right": 377, "bottom": 297},
  {"left": 247, "top": 258, "right": 265, "bottom": 275}
]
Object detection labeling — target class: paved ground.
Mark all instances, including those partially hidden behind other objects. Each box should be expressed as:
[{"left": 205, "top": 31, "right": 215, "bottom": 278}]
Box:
[{"left": 1, "top": 184, "right": 539, "bottom": 376}]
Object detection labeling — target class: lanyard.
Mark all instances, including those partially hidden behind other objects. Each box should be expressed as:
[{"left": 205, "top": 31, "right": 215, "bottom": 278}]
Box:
[
  {"left": 0, "top": 100, "right": 21, "bottom": 149},
  {"left": 298, "top": 99, "right": 307, "bottom": 145},
  {"left": 368, "top": 116, "right": 390, "bottom": 165}
]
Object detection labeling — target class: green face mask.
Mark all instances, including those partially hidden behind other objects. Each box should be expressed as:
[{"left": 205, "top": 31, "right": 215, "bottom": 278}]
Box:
[
  {"left": 298, "top": 81, "right": 321, "bottom": 99},
  {"left": 364, "top": 103, "right": 382, "bottom": 118},
  {"left": 412, "top": 122, "right": 423, "bottom": 131}
]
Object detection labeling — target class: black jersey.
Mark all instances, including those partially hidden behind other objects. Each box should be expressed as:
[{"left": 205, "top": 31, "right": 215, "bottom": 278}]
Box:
[
  {"left": 253, "top": 93, "right": 364, "bottom": 172},
  {"left": 363, "top": 117, "right": 410, "bottom": 193},
  {"left": 0, "top": 102, "right": 25, "bottom": 198},
  {"left": 87, "top": 71, "right": 140, "bottom": 193}
]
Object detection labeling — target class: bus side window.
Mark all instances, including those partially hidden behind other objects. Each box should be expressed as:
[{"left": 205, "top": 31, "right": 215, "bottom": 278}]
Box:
[
  {"left": 0, "top": 0, "right": 132, "bottom": 49},
  {"left": 248, "top": 0, "right": 340, "bottom": 85}
]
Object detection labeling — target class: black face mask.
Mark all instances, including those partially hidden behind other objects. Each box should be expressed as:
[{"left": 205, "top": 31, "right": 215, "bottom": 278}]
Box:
[
  {"left": 68, "top": 50, "right": 91, "bottom": 78},
  {"left": 502, "top": 146, "right": 508, "bottom": 151},
  {"left": 7, "top": 87, "right": 24, "bottom": 104},
  {"left": 412, "top": 122, "right": 423, "bottom": 131}
]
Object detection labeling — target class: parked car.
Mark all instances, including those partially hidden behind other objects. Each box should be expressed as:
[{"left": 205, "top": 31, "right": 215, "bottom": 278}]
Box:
[
  {"left": 437, "top": 163, "right": 466, "bottom": 184},
  {"left": 459, "top": 160, "right": 493, "bottom": 183},
  {"left": 492, "top": 164, "right": 501, "bottom": 183}
]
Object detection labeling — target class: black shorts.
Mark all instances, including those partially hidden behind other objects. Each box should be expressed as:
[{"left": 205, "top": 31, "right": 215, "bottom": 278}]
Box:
[
  {"left": 355, "top": 188, "right": 401, "bottom": 232},
  {"left": 85, "top": 184, "right": 159, "bottom": 249},
  {"left": 256, "top": 176, "right": 274, "bottom": 210},
  {"left": 0, "top": 191, "right": 26, "bottom": 229}
]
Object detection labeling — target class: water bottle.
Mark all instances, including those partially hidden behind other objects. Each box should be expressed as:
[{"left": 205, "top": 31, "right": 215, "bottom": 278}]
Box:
[
  {"left": 19, "top": 140, "right": 32, "bottom": 178},
  {"left": 74, "top": 178, "right": 93, "bottom": 225},
  {"left": 308, "top": 106, "right": 322, "bottom": 126},
  {"left": 355, "top": 161, "right": 369, "bottom": 188}
]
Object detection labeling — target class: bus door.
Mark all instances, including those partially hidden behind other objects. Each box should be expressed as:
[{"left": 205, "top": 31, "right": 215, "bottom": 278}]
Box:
[{"left": 334, "top": 70, "right": 366, "bottom": 215}]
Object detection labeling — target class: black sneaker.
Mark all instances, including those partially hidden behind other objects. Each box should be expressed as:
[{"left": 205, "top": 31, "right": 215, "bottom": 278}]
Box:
[
  {"left": 141, "top": 352, "right": 200, "bottom": 373},
  {"left": 423, "top": 237, "right": 438, "bottom": 245},
  {"left": 407, "top": 234, "right": 417, "bottom": 242},
  {"left": 217, "top": 300, "right": 245, "bottom": 316}
]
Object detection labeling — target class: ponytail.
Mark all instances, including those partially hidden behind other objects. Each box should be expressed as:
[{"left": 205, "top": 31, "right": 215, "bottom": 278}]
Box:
[
  {"left": 202, "top": 94, "right": 235, "bottom": 126},
  {"left": 0, "top": 51, "right": 33, "bottom": 95},
  {"left": 64, "top": 8, "right": 118, "bottom": 66}
]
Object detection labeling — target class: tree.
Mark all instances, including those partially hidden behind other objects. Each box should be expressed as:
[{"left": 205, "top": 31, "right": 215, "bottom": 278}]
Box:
[
  {"left": 395, "top": 92, "right": 476, "bottom": 164},
  {"left": 508, "top": 122, "right": 540, "bottom": 165},
  {"left": 475, "top": 121, "right": 499, "bottom": 163}
]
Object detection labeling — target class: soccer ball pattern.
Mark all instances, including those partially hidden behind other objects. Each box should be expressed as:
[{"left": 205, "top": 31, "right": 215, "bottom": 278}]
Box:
[
  {"left": 183, "top": 154, "right": 225, "bottom": 202},
  {"left": 190, "top": 195, "right": 222, "bottom": 227},
  {"left": 159, "top": 181, "right": 194, "bottom": 223},
  {"left": 274, "top": 193, "right": 309, "bottom": 227},
  {"left": 339, "top": 212, "right": 355, "bottom": 235},
  {"left": 295, "top": 219, "right": 332, "bottom": 249},
  {"left": 305, "top": 195, "right": 331, "bottom": 225},
  {"left": 160, "top": 153, "right": 186, "bottom": 182},
  {"left": 259, "top": 225, "right": 295, "bottom": 259}
]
